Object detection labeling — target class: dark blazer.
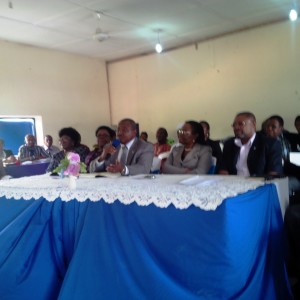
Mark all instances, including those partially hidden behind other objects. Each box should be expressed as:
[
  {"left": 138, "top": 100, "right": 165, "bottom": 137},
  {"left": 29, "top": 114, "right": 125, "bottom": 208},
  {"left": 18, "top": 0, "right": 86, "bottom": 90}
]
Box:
[
  {"left": 219, "top": 132, "right": 283, "bottom": 176},
  {"left": 97, "top": 138, "right": 154, "bottom": 175}
]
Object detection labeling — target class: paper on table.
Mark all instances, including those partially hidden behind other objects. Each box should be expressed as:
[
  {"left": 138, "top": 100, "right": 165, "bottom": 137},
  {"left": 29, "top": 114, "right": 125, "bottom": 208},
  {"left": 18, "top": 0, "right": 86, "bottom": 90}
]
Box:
[{"left": 180, "top": 176, "right": 221, "bottom": 187}]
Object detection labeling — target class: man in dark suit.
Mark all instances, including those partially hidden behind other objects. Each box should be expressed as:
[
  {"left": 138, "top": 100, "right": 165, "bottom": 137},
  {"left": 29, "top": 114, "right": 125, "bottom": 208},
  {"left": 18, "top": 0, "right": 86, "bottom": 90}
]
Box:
[
  {"left": 92, "top": 118, "right": 154, "bottom": 175},
  {"left": 219, "top": 112, "right": 282, "bottom": 177}
]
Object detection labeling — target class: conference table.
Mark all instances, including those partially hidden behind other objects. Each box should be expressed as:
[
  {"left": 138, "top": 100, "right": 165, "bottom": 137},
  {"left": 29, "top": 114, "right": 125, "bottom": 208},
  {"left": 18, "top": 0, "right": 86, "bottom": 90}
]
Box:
[
  {"left": 4, "top": 159, "right": 50, "bottom": 178},
  {"left": 0, "top": 173, "right": 292, "bottom": 300}
]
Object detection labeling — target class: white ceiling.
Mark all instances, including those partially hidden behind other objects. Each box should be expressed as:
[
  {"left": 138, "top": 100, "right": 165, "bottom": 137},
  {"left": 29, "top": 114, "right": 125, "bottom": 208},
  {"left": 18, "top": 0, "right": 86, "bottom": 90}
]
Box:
[{"left": 0, "top": 0, "right": 298, "bottom": 61}]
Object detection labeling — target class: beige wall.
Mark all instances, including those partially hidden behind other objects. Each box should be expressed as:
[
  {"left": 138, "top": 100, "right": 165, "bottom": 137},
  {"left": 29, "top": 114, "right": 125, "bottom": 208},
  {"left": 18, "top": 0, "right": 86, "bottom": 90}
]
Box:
[
  {"left": 107, "top": 21, "right": 300, "bottom": 143},
  {"left": 0, "top": 40, "right": 110, "bottom": 148}
]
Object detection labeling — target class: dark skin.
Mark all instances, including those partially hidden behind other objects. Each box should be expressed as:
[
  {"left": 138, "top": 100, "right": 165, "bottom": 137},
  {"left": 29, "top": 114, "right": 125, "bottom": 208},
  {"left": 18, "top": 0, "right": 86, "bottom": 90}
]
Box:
[
  {"left": 59, "top": 135, "right": 75, "bottom": 152},
  {"left": 156, "top": 128, "right": 168, "bottom": 145},
  {"left": 105, "top": 120, "right": 137, "bottom": 173}
]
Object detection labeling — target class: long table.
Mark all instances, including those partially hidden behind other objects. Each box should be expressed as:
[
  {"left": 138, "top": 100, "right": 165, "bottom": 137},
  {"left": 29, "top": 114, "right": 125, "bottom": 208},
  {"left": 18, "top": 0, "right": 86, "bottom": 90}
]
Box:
[
  {"left": 0, "top": 174, "right": 292, "bottom": 299},
  {"left": 4, "top": 161, "right": 50, "bottom": 178}
]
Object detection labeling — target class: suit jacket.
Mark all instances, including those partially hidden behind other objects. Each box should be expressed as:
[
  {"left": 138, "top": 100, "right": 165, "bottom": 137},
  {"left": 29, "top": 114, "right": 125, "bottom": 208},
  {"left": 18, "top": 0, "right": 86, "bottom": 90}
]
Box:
[
  {"left": 162, "top": 143, "right": 212, "bottom": 174},
  {"left": 96, "top": 138, "right": 154, "bottom": 175},
  {"left": 219, "top": 132, "right": 283, "bottom": 176}
]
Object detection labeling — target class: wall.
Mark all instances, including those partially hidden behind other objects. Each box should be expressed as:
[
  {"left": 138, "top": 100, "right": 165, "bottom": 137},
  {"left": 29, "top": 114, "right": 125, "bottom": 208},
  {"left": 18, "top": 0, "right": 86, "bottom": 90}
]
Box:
[
  {"left": 107, "top": 21, "right": 300, "bottom": 143},
  {"left": 0, "top": 40, "right": 110, "bottom": 148}
]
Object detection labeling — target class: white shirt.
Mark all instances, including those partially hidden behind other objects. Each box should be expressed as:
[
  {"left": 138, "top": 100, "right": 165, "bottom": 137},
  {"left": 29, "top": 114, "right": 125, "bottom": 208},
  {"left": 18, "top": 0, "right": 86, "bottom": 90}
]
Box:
[
  {"left": 43, "top": 145, "right": 60, "bottom": 157},
  {"left": 235, "top": 133, "right": 256, "bottom": 176},
  {"left": 118, "top": 138, "right": 135, "bottom": 175}
]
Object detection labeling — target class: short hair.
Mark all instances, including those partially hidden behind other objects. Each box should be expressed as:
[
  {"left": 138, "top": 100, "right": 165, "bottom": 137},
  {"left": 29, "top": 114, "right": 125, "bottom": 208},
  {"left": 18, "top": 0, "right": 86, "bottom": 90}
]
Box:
[
  {"left": 25, "top": 134, "right": 35, "bottom": 142},
  {"left": 236, "top": 112, "right": 256, "bottom": 123},
  {"left": 185, "top": 120, "right": 205, "bottom": 144},
  {"left": 95, "top": 126, "right": 115, "bottom": 139},
  {"left": 295, "top": 115, "right": 300, "bottom": 125},
  {"left": 140, "top": 131, "right": 148, "bottom": 138},
  {"left": 268, "top": 115, "right": 284, "bottom": 127},
  {"left": 157, "top": 127, "right": 168, "bottom": 137},
  {"left": 119, "top": 118, "right": 137, "bottom": 130},
  {"left": 199, "top": 121, "right": 210, "bottom": 130},
  {"left": 58, "top": 127, "right": 81, "bottom": 147}
]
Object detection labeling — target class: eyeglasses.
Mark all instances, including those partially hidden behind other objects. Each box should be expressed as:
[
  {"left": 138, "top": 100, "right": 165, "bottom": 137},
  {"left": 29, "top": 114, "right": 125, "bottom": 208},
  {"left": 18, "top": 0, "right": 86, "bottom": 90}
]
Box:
[
  {"left": 177, "top": 129, "right": 192, "bottom": 136},
  {"left": 231, "top": 121, "right": 246, "bottom": 128}
]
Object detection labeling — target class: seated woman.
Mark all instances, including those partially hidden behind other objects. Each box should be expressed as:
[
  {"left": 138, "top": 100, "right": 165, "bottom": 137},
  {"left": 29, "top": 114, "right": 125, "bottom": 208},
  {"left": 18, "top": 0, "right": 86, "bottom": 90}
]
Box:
[
  {"left": 153, "top": 128, "right": 171, "bottom": 156},
  {"left": 47, "top": 127, "right": 87, "bottom": 173},
  {"left": 162, "top": 121, "right": 212, "bottom": 174},
  {"left": 18, "top": 134, "right": 49, "bottom": 163},
  {"left": 0, "top": 138, "right": 17, "bottom": 164},
  {"left": 86, "top": 125, "right": 115, "bottom": 172}
]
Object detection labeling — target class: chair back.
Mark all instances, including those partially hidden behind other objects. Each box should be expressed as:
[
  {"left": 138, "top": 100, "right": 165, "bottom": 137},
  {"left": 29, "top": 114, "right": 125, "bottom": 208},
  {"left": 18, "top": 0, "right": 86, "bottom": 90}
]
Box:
[
  {"left": 151, "top": 151, "right": 170, "bottom": 174},
  {"left": 208, "top": 156, "right": 217, "bottom": 174}
]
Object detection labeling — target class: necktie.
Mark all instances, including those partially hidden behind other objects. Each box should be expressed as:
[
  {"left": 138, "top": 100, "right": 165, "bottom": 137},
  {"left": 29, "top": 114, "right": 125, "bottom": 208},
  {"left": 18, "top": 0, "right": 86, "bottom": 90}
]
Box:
[{"left": 120, "top": 145, "right": 128, "bottom": 165}]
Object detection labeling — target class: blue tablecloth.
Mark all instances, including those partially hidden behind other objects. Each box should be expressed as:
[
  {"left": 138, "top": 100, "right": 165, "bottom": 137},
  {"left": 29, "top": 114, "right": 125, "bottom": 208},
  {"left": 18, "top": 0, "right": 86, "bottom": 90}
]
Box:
[{"left": 0, "top": 184, "right": 292, "bottom": 299}]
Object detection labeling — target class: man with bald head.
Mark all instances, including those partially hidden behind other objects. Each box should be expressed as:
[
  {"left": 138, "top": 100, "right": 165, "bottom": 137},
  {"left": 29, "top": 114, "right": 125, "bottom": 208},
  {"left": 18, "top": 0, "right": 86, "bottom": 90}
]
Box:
[
  {"left": 91, "top": 118, "right": 154, "bottom": 175},
  {"left": 219, "top": 112, "right": 282, "bottom": 177}
]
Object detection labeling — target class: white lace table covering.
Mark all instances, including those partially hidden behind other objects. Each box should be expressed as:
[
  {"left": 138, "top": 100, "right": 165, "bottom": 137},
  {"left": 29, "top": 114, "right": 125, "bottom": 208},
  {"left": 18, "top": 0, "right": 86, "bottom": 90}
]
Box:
[{"left": 0, "top": 174, "right": 267, "bottom": 211}]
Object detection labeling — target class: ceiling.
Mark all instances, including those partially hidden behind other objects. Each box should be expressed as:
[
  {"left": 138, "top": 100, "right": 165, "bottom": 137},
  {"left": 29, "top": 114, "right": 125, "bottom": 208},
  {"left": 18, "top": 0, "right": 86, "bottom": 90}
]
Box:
[{"left": 0, "top": 0, "right": 298, "bottom": 62}]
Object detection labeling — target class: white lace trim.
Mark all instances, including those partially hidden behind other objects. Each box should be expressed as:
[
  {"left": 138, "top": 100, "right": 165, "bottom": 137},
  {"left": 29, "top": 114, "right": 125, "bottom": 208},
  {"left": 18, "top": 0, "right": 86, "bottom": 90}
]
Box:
[{"left": 0, "top": 174, "right": 266, "bottom": 211}]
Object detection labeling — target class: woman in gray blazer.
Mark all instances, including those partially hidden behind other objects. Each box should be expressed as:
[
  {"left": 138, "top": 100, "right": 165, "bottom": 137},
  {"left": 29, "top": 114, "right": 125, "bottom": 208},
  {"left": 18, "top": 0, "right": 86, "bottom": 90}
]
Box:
[{"left": 162, "top": 121, "right": 212, "bottom": 174}]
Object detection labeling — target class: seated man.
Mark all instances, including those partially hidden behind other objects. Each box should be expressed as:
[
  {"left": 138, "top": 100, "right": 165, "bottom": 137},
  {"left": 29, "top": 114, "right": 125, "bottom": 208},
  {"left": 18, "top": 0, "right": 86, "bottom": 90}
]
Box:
[
  {"left": 18, "top": 134, "right": 49, "bottom": 163},
  {"left": 266, "top": 115, "right": 300, "bottom": 195},
  {"left": 219, "top": 112, "right": 283, "bottom": 177},
  {"left": 43, "top": 135, "right": 60, "bottom": 157},
  {"left": 90, "top": 118, "right": 153, "bottom": 175}
]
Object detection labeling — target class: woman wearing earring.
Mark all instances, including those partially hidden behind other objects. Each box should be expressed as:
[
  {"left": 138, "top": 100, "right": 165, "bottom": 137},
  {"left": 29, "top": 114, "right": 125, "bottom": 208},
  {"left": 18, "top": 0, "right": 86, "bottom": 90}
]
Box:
[{"left": 162, "top": 121, "right": 212, "bottom": 174}]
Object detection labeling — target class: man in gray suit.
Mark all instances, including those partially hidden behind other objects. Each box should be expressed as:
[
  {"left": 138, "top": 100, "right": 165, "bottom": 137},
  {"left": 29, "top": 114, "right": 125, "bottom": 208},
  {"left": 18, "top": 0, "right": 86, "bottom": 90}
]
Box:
[{"left": 91, "top": 118, "right": 153, "bottom": 175}]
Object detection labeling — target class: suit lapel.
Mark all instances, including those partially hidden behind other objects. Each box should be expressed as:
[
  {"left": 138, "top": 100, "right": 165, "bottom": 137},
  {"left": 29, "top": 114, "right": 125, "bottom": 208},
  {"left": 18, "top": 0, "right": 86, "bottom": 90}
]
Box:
[
  {"left": 247, "top": 136, "right": 258, "bottom": 165},
  {"left": 126, "top": 138, "right": 138, "bottom": 164}
]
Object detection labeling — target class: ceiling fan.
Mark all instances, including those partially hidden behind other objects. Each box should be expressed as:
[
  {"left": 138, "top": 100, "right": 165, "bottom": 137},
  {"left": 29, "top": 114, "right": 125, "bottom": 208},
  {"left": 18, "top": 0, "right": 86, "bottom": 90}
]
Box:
[{"left": 93, "top": 11, "right": 109, "bottom": 42}]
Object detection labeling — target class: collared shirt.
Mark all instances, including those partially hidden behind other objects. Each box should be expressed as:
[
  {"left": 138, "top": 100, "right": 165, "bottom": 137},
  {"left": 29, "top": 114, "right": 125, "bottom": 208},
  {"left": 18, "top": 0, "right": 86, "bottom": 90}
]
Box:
[
  {"left": 117, "top": 139, "right": 135, "bottom": 163},
  {"left": 235, "top": 133, "right": 256, "bottom": 176},
  {"left": 89, "top": 138, "right": 136, "bottom": 174},
  {"left": 278, "top": 134, "right": 291, "bottom": 161},
  {"left": 43, "top": 145, "right": 60, "bottom": 157},
  {"left": 118, "top": 138, "right": 135, "bottom": 175},
  {"left": 18, "top": 145, "right": 49, "bottom": 161}
]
